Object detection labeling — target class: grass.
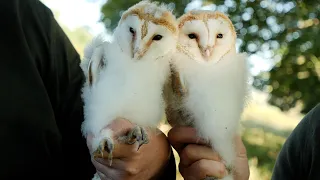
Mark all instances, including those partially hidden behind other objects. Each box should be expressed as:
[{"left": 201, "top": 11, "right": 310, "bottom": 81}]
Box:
[{"left": 243, "top": 127, "right": 286, "bottom": 180}]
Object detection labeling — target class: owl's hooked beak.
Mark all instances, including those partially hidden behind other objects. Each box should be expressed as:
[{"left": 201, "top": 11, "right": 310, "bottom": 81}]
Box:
[
  {"left": 133, "top": 45, "right": 147, "bottom": 60},
  {"left": 133, "top": 48, "right": 142, "bottom": 59},
  {"left": 201, "top": 46, "right": 214, "bottom": 59},
  {"left": 133, "top": 48, "right": 138, "bottom": 58}
]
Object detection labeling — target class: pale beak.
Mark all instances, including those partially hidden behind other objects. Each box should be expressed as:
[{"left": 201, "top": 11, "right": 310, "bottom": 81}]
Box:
[
  {"left": 133, "top": 47, "right": 139, "bottom": 58},
  {"left": 205, "top": 49, "right": 210, "bottom": 57},
  {"left": 202, "top": 47, "right": 213, "bottom": 59},
  {"left": 133, "top": 48, "right": 143, "bottom": 60}
]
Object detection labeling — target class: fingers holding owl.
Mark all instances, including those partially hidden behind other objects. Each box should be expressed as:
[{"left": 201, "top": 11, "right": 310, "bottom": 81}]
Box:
[
  {"left": 168, "top": 126, "right": 250, "bottom": 180},
  {"left": 87, "top": 119, "right": 172, "bottom": 180}
]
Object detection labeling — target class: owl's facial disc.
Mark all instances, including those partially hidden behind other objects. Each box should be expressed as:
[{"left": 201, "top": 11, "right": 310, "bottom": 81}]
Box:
[
  {"left": 115, "top": 2, "right": 178, "bottom": 61},
  {"left": 194, "top": 32, "right": 224, "bottom": 61},
  {"left": 128, "top": 22, "right": 165, "bottom": 60},
  {"left": 177, "top": 11, "right": 236, "bottom": 64}
]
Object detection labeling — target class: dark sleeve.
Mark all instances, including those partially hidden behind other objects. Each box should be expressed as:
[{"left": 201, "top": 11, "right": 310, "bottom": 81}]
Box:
[
  {"left": 38, "top": 2, "right": 96, "bottom": 178},
  {"left": 271, "top": 103, "right": 320, "bottom": 180},
  {"left": 19, "top": 0, "right": 94, "bottom": 178},
  {"left": 0, "top": 0, "right": 94, "bottom": 178}
]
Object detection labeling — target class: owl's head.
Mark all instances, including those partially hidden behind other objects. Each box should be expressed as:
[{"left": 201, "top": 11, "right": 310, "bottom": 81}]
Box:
[
  {"left": 176, "top": 10, "right": 236, "bottom": 64},
  {"left": 113, "top": 0, "right": 178, "bottom": 61}
]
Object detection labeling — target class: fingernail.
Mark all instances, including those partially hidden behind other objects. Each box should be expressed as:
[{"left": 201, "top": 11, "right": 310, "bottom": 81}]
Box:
[{"left": 220, "top": 163, "right": 228, "bottom": 177}]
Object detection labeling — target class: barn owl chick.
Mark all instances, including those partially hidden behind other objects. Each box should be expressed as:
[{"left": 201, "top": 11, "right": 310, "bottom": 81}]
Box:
[
  {"left": 164, "top": 10, "right": 250, "bottom": 180},
  {"left": 80, "top": 0, "right": 178, "bottom": 170}
]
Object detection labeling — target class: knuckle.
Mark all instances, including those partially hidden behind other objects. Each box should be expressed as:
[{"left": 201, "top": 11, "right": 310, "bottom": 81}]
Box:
[
  {"left": 198, "top": 159, "right": 216, "bottom": 176},
  {"left": 196, "top": 160, "right": 210, "bottom": 179},
  {"left": 185, "top": 144, "right": 196, "bottom": 155},
  {"left": 179, "top": 146, "right": 193, "bottom": 165},
  {"left": 181, "top": 144, "right": 195, "bottom": 158},
  {"left": 167, "top": 129, "right": 176, "bottom": 143},
  {"left": 197, "top": 159, "right": 207, "bottom": 169},
  {"left": 124, "top": 165, "right": 141, "bottom": 175}
]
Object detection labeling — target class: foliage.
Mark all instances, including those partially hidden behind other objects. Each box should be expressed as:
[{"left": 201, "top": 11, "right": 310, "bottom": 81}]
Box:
[
  {"left": 51, "top": 9, "right": 93, "bottom": 58},
  {"left": 62, "top": 26, "right": 93, "bottom": 57},
  {"left": 242, "top": 127, "right": 287, "bottom": 179},
  {"left": 100, "top": 0, "right": 320, "bottom": 113}
]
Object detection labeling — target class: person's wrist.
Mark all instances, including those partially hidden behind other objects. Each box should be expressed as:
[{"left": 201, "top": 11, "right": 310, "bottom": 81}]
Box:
[
  {"left": 143, "top": 129, "right": 173, "bottom": 180},
  {"left": 151, "top": 146, "right": 176, "bottom": 180}
]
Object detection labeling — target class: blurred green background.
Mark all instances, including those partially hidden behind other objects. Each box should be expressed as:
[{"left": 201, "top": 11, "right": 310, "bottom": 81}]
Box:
[{"left": 41, "top": 0, "right": 320, "bottom": 179}]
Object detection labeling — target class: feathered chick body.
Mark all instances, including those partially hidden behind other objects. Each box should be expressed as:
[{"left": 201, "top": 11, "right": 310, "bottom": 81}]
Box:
[
  {"left": 165, "top": 10, "right": 250, "bottom": 180},
  {"left": 80, "top": 0, "right": 178, "bottom": 168}
]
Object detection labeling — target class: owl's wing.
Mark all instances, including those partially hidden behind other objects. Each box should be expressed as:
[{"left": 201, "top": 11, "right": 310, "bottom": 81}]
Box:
[
  {"left": 163, "top": 65, "right": 191, "bottom": 126},
  {"left": 80, "top": 34, "right": 109, "bottom": 86}
]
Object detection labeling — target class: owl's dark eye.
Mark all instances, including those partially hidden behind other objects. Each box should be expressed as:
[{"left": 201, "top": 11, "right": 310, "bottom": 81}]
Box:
[
  {"left": 152, "top": 35, "right": 163, "bottom": 41},
  {"left": 188, "top": 33, "right": 197, "bottom": 39},
  {"left": 217, "top": 33, "right": 223, "bottom": 38},
  {"left": 129, "top": 27, "right": 135, "bottom": 34}
]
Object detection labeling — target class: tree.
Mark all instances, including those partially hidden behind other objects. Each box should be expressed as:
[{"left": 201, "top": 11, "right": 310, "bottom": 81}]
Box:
[
  {"left": 100, "top": 0, "right": 320, "bottom": 113},
  {"left": 48, "top": 8, "right": 93, "bottom": 58}
]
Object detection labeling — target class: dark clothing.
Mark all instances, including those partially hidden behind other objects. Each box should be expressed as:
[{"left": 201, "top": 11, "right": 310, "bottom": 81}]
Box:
[
  {"left": 0, "top": 0, "right": 176, "bottom": 179},
  {"left": 272, "top": 103, "right": 320, "bottom": 180},
  {"left": 0, "top": 0, "right": 94, "bottom": 179}
]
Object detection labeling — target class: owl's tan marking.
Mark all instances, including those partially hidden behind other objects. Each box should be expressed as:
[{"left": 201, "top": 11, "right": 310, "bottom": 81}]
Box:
[
  {"left": 121, "top": 7, "right": 177, "bottom": 34},
  {"left": 136, "top": 36, "right": 153, "bottom": 59},
  {"left": 163, "top": 63, "right": 189, "bottom": 127},
  {"left": 141, "top": 21, "right": 148, "bottom": 39},
  {"left": 178, "top": 11, "right": 236, "bottom": 38},
  {"left": 88, "top": 61, "right": 93, "bottom": 86},
  {"left": 171, "top": 68, "right": 186, "bottom": 97},
  {"left": 88, "top": 58, "right": 105, "bottom": 86}
]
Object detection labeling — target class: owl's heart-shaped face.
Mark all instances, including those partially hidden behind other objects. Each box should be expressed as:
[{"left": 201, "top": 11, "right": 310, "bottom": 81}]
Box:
[
  {"left": 113, "top": 1, "right": 178, "bottom": 61},
  {"left": 176, "top": 10, "right": 237, "bottom": 64}
]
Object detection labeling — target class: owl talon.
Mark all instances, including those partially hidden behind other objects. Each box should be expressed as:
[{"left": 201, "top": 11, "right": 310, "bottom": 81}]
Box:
[
  {"left": 93, "top": 138, "right": 114, "bottom": 166},
  {"left": 119, "top": 126, "right": 149, "bottom": 150},
  {"left": 225, "top": 164, "right": 233, "bottom": 174}
]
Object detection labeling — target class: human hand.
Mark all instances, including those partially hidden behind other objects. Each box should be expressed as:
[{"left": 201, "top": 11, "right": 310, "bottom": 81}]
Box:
[
  {"left": 87, "top": 119, "right": 172, "bottom": 180},
  {"left": 168, "top": 126, "right": 250, "bottom": 180}
]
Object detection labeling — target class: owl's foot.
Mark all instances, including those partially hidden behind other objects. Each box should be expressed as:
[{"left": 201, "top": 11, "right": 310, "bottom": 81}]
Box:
[
  {"left": 93, "top": 137, "right": 114, "bottom": 166},
  {"left": 119, "top": 126, "right": 149, "bottom": 150}
]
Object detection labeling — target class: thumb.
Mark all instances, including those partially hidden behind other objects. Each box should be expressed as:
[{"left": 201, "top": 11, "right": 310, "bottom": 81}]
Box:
[
  {"left": 234, "top": 135, "right": 247, "bottom": 158},
  {"left": 233, "top": 135, "right": 250, "bottom": 180}
]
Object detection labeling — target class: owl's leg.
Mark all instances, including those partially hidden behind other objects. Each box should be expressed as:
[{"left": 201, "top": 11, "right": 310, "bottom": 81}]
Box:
[
  {"left": 92, "top": 129, "right": 115, "bottom": 166},
  {"left": 118, "top": 126, "right": 149, "bottom": 150}
]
